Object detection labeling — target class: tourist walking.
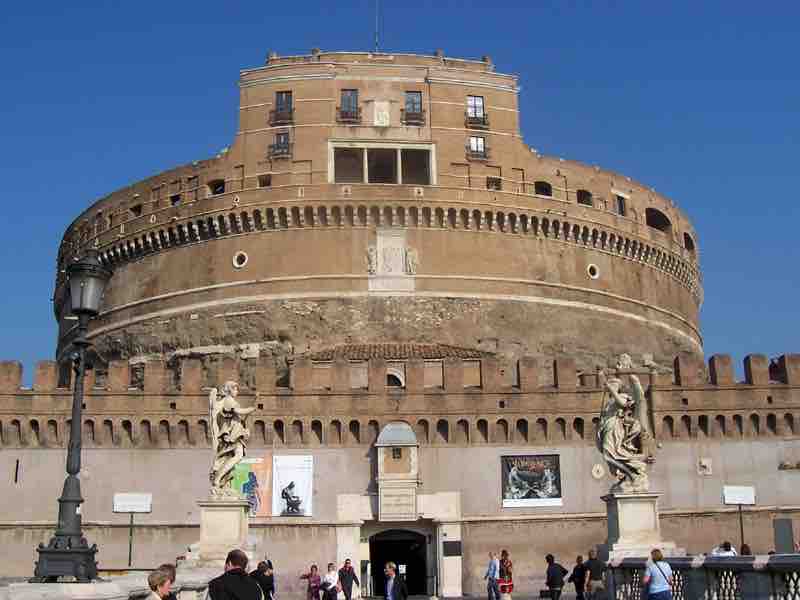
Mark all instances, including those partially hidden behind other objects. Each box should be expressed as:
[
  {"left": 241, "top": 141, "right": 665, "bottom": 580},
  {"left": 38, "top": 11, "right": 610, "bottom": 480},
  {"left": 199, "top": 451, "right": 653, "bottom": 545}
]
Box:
[
  {"left": 148, "top": 568, "right": 173, "bottom": 600},
  {"left": 209, "top": 550, "right": 264, "bottom": 600},
  {"left": 567, "top": 555, "right": 587, "bottom": 600},
  {"left": 544, "top": 554, "right": 568, "bottom": 600},
  {"left": 338, "top": 558, "right": 360, "bottom": 600},
  {"left": 583, "top": 550, "right": 605, "bottom": 600},
  {"left": 251, "top": 561, "right": 275, "bottom": 600},
  {"left": 484, "top": 551, "right": 500, "bottom": 600},
  {"left": 383, "top": 562, "right": 408, "bottom": 600},
  {"left": 157, "top": 564, "right": 178, "bottom": 600},
  {"left": 498, "top": 550, "right": 514, "bottom": 599},
  {"left": 300, "top": 564, "right": 322, "bottom": 600},
  {"left": 321, "top": 563, "right": 340, "bottom": 600},
  {"left": 643, "top": 548, "right": 673, "bottom": 600}
]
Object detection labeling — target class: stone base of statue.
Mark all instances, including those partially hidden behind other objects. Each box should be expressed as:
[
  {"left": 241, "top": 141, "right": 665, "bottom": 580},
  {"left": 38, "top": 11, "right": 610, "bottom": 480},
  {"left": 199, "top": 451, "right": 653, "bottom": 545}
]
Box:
[
  {"left": 189, "top": 497, "right": 251, "bottom": 567},
  {"left": 602, "top": 492, "right": 685, "bottom": 559}
]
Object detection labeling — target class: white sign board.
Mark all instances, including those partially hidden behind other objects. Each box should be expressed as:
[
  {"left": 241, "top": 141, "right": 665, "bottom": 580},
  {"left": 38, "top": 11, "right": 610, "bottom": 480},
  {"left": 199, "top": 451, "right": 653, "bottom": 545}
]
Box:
[
  {"left": 113, "top": 493, "right": 152, "bottom": 513},
  {"left": 272, "top": 455, "right": 313, "bottom": 517},
  {"left": 723, "top": 485, "right": 755, "bottom": 506}
]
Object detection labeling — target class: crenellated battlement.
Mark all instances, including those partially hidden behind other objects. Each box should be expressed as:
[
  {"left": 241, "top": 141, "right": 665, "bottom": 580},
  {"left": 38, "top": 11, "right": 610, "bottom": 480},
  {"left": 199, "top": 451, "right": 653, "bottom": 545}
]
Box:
[{"left": 0, "top": 353, "right": 798, "bottom": 450}]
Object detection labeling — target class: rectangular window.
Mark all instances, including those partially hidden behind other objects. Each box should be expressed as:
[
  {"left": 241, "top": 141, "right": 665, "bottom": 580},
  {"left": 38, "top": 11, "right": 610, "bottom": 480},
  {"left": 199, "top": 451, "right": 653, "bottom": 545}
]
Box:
[
  {"left": 129, "top": 204, "right": 143, "bottom": 217},
  {"left": 392, "top": 447, "right": 402, "bottom": 460},
  {"left": 258, "top": 174, "right": 272, "bottom": 188},
  {"left": 276, "top": 91, "right": 292, "bottom": 111},
  {"left": 170, "top": 194, "right": 181, "bottom": 206},
  {"left": 367, "top": 148, "right": 398, "bottom": 183},
  {"left": 341, "top": 89, "right": 358, "bottom": 112},
  {"left": 467, "top": 95, "right": 485, "bottom": 118},
  {"left": 276, "top": 132, "right": 290, "bottom": 148},
  {"left": 401, "top": 149, "right": 431, "bottom": 185},
  {"left": 334, "top": 148, "right": 365, "bottom": 183},
  {"left": 616, "top": 195, "right": 627, "bottom": 216},
  {"left": 486, "top": 176, "right": 502, "bottom": 191},
  {"left": 405, "top": 91, "right": 422, "bottom": 114},
  {"left": 469, "top": 136, "right": 485, "bottom": 153}
]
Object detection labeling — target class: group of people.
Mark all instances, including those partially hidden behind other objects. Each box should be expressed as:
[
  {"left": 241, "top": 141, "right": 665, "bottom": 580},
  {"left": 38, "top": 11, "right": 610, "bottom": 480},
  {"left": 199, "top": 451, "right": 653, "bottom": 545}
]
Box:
[
  {"left": 483, "top": 549, "right": 514, "bottom": 600},
  {"left": 299, "top": 559, "right": 361, "bottom": 600},
  {"left": 542, "top": 549, "right": 606, "bottom": 600}
]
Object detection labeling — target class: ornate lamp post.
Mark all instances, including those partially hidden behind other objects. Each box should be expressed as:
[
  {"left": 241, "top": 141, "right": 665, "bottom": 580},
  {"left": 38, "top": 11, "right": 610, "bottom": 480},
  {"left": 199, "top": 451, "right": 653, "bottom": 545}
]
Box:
[{"left": 34, "top": 249, "right": 112, "bottom": 582}]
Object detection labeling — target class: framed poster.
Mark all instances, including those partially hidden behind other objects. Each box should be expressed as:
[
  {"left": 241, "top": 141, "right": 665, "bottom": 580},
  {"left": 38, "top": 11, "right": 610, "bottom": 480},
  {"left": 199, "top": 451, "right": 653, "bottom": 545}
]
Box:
[
  {"left": 272, "top": 455, "right": 314, "bottom": 516},
  {"left": 233, "top": 455, "right": 272, "bottom": 517},
  {"left": 501, "top": 454, "right": 563, "bottom": 507}
]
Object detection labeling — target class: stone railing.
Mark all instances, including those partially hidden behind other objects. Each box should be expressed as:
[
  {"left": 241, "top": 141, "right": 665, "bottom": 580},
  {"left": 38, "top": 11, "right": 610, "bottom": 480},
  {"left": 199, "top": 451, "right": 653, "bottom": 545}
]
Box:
[
  {"left": 0, "top": 567, "right": 217, "bottom": 600},
  {"left": 607, "top": 555, "right": 800, "bottom": 600}
]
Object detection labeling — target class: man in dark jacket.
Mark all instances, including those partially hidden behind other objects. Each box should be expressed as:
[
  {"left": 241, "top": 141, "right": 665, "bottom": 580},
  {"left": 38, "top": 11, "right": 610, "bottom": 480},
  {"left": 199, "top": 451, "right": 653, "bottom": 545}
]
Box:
[
  {"left": 545, "top": 554, "right": 569, "bottom": 600},
  {"left": 338, "top": 558, "right": 360, "bottom": 600},
  {"left": 209, "top": 549, "right": 263, "bottom": 600},
  {"left": 383, "top": 563, "right": 407, "bottom": 600},
  {"left": 250, "top": 560, "right": 275, "bottom": 600}
]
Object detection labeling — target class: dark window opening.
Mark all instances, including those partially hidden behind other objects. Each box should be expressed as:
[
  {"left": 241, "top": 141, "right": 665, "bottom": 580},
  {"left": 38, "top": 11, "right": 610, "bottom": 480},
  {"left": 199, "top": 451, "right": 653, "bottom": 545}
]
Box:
[
  {"left": 208, "top": 179, "right": 226, "bottom": 195},
  {"left": 683, "top": 232, "right": 696, "bottom": 253},
  {"left": 368, "top": 148, "right": 398, "bottom": 184},
  {"left": 645, "top": 207, "right": 672, "bottom": 234},
  {"left": 129, "top": 204, "right": 143, "bottom": 217},
  {"left": 577, "top": 189, "right": 593, "bottom": 206},
  {"left": 334, "top": 148, "right": 365, "bottom": 183},
  {"left": 170, "top": 194, "right": 181, "bottom": 206},
  {"left": 338, "top": 89, "right": 361, "bottom": 123},
  {"left": 269, "top": 132, "right": 292, "bottom": 158},
  {"left": 534, "top": 181, "right": 552, "bottom": 196},
  {"left": 270, "top": 91, "right": 293, "bottom": 125},
  {"left": 387, "top": 374, "right": 403, "bottom": 387},
  {"left": 392, "top": 447, "right": 402, "bottom": 460},
  {"left": 402, "top": 91, "right": 425, "bottom": 125},
  {"left": 401, "top": 149, "right": 430, "bottom": 185},
  {"left": 486, "top": 176, "right": 502, "bottom": 191},
  {"left": 615, "top": 195, "right": 627, "bottom": 216},
  {"left": 258, "top": 174, "right": 272, "bottom": 188},
  {"left": 276, "top": 91, "right": 292, "bottom": 111},
  {"left": 14, "top": 459, "right": 20, "bottom": 484}
]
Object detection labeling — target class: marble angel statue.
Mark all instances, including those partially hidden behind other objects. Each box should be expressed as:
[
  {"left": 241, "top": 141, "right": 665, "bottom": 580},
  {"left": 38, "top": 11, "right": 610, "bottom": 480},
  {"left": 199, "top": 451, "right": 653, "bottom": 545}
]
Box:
[
  {"left": 209, "top": 381, "right": 256, "bottom": 496},
  {"left": 596, "top": 354, "right": 655, "bottom": 493}
]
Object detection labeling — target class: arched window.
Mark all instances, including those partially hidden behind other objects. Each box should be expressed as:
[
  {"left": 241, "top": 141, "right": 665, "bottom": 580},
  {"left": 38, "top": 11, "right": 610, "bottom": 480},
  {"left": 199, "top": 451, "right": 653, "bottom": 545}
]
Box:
[
  {"left": 683, "top": 232, "right": 696, "bottom": 253},
  {"left": 645, "top": 208, "right": 672, "bottom": 234},
  {"left": 534, "top": 181, "right": 552, "bottom": 197},
  {"left": 576, "top": 189, "right": 593, "bottom": 207}
]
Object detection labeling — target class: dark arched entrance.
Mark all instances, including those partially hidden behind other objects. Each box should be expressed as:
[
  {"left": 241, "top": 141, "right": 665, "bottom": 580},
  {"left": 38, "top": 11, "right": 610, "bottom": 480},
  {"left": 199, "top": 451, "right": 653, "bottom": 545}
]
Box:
[{"left": 369, "top": 529, "right": 427, "bottom": 596}]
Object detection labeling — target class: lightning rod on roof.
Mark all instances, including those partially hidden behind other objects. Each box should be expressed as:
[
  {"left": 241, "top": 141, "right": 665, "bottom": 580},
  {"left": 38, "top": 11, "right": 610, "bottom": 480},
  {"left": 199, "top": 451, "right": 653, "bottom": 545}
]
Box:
[{"left": 374, "top": 0, "right": 379, "bottom": 53}]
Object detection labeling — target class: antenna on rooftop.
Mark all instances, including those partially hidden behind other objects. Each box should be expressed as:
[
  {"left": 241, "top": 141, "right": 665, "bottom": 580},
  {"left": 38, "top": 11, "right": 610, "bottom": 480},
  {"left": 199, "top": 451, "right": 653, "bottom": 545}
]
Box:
[{"left": 374, "top": 0, "right": 380, "bottom": 52}]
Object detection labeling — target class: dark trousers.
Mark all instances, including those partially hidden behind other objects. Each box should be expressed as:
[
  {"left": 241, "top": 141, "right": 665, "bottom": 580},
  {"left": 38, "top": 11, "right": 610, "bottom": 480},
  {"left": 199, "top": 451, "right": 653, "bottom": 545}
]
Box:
[
  {"left": 573, "top": 583, "right": 585, "bottom": 600},
  {"left": 342, "top": 586, "right": 353, "bottom": 600},
  {"left": 487, "top": 578, "right": 500, "bottom": 600},
  {"left": 548, "top": 589, "right": 562, "bottom": 600}
]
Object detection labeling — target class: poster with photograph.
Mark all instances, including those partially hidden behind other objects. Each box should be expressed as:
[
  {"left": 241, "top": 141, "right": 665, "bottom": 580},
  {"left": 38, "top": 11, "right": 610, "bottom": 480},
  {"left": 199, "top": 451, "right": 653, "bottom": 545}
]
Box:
[
  {"left": 232, "top": 454, "right": 272, "bottom": 518},
  {"left": 501, "top": 454, "right": 563, "bottom": 507},
  {"left": 272, "top": 455, "right": 313, "bottom": 516}
]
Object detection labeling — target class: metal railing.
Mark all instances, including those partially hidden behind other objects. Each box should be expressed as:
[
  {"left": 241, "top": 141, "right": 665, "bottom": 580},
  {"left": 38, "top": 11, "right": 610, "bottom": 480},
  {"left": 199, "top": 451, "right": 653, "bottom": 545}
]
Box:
[
  {"left": 465, "top": 145, "right": 490, "bottom": 160},
  {"left": 401, "top": 108, "right": 426, "bottom": 126},
  {"left": 607, "top": 555, "right": 800, "bottom": 600},
  {"left": 465, "top": 112, "right": 490, "bottom": 129},
  {"left": 269, "top": 108, "right": 293, "bottom": 126},
  {"left": 336, "top": 106, "right": 362, "bottom": 123},
  {"left": 268, "top": 142, "right": 293, "bottom": 159}
]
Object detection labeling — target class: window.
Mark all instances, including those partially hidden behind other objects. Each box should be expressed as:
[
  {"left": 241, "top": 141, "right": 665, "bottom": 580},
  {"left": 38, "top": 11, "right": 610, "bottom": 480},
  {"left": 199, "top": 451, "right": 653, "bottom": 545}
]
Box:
[
  {"left": 577, "top": 189, "right": 593, "bottom": 206},
  {"left": 169, "top": 194, "right": 181, "bottom": 206},
  {"left": 486, "top": 176, "right": 502, "bottom": 191},
  {"left": 367, "top": 148, "right": 397, "bottom": 183},
  {"left": 645, "top": 207, "right": 672, "bottom": 233},
  {"left": 534, "top": 181, "right": 552, "bottom": 197},
  {"left": 401, "top": 149, "right": 431, "bottom": 185},
  {"left": 129, "top": 204, "right": 143, "bottom": 217},
  {"left": 270, "top": 132, "right": 292, "bottom": 158},
  {"left": 258, "top": 174, "right": 272, "bottom": 188},
  {"left": 208, "top": 179, "right": 225, "bottom": 195},
  {"left": 276, "top": 91, "right": 292, "bottom": 112},
  {"left": 615, "top": 195, "right": 627, "bottom": 216},
  {"left": 467, "top": 136, "right": 487, "bottom": 159},
  {"left": 683, "top": 232, "right": 696, "bottom": 253},
  {"left": 276, "top": 131, "right": 290, "bottom": 148},
  {"left": 467, "top": 95, "right": 485, "bottom": 118},
  {"left": 334, "top": 148, "right": 364, "bottom": 183},
  {"left": 391, "top": 447, "right": 402, "bottom": 460},
  {"left": 405, "top": 91, "right": 422, "bottom": 114}
]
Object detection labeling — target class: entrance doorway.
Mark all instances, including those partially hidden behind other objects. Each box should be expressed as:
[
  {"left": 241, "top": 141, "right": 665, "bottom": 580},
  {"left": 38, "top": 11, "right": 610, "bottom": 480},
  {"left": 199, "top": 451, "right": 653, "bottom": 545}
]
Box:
[{"left": 369, "top": 529, "right": 428, "bottom": 596}]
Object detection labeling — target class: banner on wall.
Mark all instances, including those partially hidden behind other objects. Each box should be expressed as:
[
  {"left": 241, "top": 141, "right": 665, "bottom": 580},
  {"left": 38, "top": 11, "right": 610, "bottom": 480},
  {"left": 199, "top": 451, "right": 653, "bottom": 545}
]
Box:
[
  {"left": 272, "top": 455, "right": 313, "bottom": 516},
  {"left": 232, "top": 454, "right": 272, "bottom": 518},
  {"left": 501, "top": 454, "right": 563, "bottom": 507}
]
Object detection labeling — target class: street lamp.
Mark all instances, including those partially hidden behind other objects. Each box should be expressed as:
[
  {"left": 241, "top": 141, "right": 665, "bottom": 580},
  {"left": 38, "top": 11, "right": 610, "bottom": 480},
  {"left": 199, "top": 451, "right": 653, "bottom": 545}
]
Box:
[{"left": 34, "top": 249, "right": 112, "bottom": 582}]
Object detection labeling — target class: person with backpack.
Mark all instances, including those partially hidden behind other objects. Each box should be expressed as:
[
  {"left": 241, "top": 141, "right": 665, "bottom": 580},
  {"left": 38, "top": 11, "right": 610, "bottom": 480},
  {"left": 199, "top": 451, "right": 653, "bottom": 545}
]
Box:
[
  {"left": 643, "top": 548, "right": 673, "bottom": 600},
  {"left": 544, "top": 554, "right": 569, "bottom": 600},
  {"left": 567, "top": 555, "right": 587, "bottom": 600}
]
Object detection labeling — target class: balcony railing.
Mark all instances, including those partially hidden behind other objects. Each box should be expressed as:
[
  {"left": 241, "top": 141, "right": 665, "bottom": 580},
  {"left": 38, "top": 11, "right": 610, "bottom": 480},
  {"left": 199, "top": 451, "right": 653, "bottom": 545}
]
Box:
[
  {"left": 465, "top": 112, "right": 490, "bottom": 129},
  {"left": 401, "top": 108, "right": 426, "bottom": 126},
  {"left": 269, "top": 108, "right": 294, "bottom": 126},
  {"left": 465, "top": 145, "right": 490, "bottom": 161},
  {"left": 268, "top": 143, "right": 293, "bottom": 159},
  {"left": 336, "top": 106, "right": 362, "bottom": 124}
]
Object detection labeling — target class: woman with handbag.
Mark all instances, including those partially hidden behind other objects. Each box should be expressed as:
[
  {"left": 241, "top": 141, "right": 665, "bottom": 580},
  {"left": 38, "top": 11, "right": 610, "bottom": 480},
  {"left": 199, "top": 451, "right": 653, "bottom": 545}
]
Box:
[{"left": 642, "top": 549, "right": 673, "bottom": 600}]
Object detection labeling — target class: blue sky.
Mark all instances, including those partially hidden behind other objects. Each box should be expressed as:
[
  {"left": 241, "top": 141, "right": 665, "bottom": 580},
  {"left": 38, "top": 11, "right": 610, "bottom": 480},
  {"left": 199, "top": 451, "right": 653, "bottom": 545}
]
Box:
[{"left": 0, "top": 1, "right": 797, "bottom": 382}]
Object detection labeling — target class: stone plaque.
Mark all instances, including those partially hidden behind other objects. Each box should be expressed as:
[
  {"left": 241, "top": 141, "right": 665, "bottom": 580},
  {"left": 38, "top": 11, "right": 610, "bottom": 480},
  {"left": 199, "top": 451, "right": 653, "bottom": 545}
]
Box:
[
  {"left": 368, "top": 229, "right": 416, "bottom": 292},
  {"left": 374, "top": 101, "right": 390, "bottom": 127},
  {"left": 379, "top": 484, "right": 417, "bottom": 521}
]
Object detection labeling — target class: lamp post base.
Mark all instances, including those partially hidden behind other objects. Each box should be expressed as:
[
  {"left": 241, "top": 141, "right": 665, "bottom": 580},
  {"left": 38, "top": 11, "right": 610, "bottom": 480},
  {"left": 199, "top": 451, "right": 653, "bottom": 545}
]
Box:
[{"left": 32, "top": 541, "right": 98, "bottom": 582}]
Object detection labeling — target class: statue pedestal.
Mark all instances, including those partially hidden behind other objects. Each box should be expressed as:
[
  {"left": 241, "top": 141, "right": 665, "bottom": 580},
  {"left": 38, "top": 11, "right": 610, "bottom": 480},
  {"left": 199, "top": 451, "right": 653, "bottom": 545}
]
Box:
[
  {"left": 194, "top": 498, "right": 251, "bottom": 567},
  {"left": 602, "top": 492, "right": 684, "bottom": 559}
]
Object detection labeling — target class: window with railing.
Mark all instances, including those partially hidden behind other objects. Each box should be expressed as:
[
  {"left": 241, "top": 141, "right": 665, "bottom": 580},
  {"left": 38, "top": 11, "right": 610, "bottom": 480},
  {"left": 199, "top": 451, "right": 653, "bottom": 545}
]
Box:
[
  {"left": 270, "top": 91, "right": 293, "bottom": 125},
  {"left": 466, "top": 136, "right": 488, "bottom": 159},
  {"left": 466, "top": 95, "right": 489, "bottom": 128},
  {"left": 402, "top": 91, "right": 425, "bottom": 125},
  {"left": 338, "top": 89, "right": 361, "bottom": 123},
  {"left": 269, "top": 132, "right": 292, "bottom": 158}
]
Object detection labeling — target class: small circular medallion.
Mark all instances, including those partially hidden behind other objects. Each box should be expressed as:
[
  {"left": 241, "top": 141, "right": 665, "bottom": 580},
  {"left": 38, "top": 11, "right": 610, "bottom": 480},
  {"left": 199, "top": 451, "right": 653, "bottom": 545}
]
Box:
[{"left": 591, "top": 463, "right": 605, "bottom": 479}]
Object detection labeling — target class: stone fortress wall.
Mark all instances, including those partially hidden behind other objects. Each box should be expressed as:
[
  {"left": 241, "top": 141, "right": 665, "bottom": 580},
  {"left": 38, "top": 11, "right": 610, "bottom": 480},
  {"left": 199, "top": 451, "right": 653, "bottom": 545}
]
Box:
[
  {"left": 54, "top": 51, "right": 702, "bottom": 374},
  {"left": 1, "top": 352, "right": 799, "bottom": 586}
]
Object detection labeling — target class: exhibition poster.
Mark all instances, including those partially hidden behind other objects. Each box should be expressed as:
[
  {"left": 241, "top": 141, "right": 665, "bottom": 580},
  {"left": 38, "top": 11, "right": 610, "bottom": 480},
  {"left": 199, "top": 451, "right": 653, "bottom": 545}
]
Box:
[
  {"left": 501, "top": 454, "right": 563, "bottom": 507},
  {"left": 272, "top": 454, "right": 313, "bottom": 516}
]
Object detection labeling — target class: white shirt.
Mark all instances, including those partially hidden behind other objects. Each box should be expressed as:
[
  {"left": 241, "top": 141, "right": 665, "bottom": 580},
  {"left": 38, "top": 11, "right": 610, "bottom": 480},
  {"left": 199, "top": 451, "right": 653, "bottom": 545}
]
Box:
[{"left": 323, "top": 571, "right": 339, "bottom": 589}]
